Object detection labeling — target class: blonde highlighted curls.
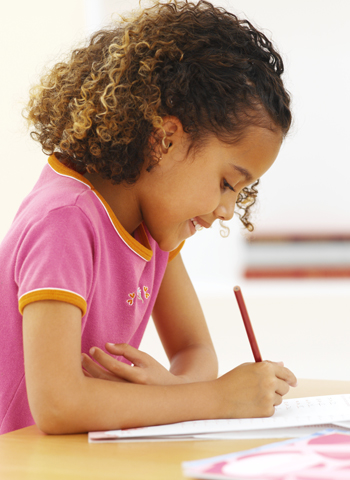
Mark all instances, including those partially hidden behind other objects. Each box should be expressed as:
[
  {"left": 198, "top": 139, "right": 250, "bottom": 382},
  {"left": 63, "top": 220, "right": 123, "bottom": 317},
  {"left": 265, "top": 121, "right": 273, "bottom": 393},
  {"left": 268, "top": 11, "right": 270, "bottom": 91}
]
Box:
[
  {"left": 236, "top": 180, "right": 259, "bottom": 232},
  {"left": 219, "top": 180, "right": 259, "bottom": 236},
  {"left": 24, "top": 0, "right": 291, "bottom": 230}
]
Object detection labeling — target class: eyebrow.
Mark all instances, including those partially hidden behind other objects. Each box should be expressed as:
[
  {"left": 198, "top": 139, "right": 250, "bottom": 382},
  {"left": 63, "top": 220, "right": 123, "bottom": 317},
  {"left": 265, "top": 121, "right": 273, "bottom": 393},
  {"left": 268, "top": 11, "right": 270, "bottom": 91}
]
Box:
[{"left": 230, "top": 164, "right": 253, "bottom": 182}]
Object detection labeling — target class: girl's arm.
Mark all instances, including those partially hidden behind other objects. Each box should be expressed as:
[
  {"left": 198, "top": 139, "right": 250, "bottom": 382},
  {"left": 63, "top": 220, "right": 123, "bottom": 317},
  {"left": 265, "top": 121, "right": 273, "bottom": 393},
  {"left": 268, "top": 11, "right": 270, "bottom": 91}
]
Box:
[
  {"left": 23, "top": 299, "right": 218, "bottom": 434},
  {"left": 23, "top": 300, "right": 297, "bottom": 435},
  {"left": 151, "top": 253, "right": 219, "bottom": 382}
]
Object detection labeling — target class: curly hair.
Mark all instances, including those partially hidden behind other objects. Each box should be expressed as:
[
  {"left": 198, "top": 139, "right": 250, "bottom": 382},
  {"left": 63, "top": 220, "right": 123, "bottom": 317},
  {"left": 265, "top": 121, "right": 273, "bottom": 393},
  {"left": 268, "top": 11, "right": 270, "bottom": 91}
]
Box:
[{"left": 24, "top": 0, "right": 291, "bottom": 231}]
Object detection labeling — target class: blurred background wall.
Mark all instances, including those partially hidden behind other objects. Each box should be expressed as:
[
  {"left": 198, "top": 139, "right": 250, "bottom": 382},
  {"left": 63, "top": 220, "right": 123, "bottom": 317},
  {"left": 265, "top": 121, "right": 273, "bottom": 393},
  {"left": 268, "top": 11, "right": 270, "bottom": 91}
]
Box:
[{"left": 1, "top": 0, "right": 349, "bottom": 380}]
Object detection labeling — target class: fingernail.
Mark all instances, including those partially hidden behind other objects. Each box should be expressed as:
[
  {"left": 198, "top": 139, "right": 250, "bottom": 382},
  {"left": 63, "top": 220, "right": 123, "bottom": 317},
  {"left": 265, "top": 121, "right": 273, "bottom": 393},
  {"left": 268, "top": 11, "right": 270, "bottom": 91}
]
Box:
[
  {"left": 106, "top": 343, "right": 115, "bottom": 347},
  {"left": 89, "top": 347, "right": 95, "bottom": 355},
  {"left": 81, "top": 354, "right": 84, "bottom": 363}
]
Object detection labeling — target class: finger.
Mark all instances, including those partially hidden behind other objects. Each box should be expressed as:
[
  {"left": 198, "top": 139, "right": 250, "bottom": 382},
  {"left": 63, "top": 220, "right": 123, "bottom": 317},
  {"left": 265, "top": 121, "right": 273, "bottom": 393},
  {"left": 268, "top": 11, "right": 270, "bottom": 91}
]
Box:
[
  {"left": 274, "top": 393, "right": 283, "bottom": 407},
  {"left": 82, "top": 353, "right": 109, "bottom": 379},
  {"left": 275, "top": 378, "right": 290, "bottom": 397},
  {"left": 90, "top": 346, "right": 142, "bottom": 383},
  {"left": 273, "top": 364, "right": 298, "bottom": 387},
  {"left": 82, "top": 352, "right": 120, "bottom": 381},
  {"left": 105, "top": 343, "right": 150, "bottom": 368}
]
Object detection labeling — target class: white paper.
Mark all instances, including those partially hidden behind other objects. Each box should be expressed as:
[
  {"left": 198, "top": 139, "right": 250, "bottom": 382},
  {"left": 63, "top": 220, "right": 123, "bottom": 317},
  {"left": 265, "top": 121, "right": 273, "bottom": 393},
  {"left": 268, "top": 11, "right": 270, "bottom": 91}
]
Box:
[
  {"left": 89, "top": 425, "right": 350, "bottom": 442},
  {"left": 192, "top": 424, "right": 344, "bottom": 440},
  {"left": 334, "top": 420, "right": 350, "bottom": 428},
  {"left": 88, "top": 395, "right": 350, "bottom": 442}
]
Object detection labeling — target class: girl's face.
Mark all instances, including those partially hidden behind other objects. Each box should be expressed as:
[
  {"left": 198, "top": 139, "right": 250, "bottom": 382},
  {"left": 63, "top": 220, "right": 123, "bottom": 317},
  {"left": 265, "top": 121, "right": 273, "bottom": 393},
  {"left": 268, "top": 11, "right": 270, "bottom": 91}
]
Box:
[{"left": 137, "top": 123, "right": 282, "bottom": 252}]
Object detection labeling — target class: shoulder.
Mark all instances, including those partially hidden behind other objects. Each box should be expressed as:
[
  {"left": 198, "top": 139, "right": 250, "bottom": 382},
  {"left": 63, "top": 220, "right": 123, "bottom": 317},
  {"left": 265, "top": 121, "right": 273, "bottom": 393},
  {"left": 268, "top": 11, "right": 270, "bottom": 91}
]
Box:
[{"left": 12, "top": 158, "right": 104, "bottom": 234}]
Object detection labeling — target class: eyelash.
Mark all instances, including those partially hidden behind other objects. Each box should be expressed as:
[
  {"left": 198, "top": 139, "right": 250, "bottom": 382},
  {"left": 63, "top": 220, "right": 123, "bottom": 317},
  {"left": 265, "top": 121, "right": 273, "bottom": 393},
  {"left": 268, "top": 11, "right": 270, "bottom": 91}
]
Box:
[{"left": 223, "top": 179, "right": 235, "bottom": 192}]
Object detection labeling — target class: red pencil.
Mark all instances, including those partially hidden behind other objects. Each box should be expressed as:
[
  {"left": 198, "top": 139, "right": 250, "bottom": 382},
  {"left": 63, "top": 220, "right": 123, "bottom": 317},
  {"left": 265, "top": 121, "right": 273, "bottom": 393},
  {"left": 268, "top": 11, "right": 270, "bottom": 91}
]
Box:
[{"left": 233, "top": 286, "right": 262, "bottom": 362}]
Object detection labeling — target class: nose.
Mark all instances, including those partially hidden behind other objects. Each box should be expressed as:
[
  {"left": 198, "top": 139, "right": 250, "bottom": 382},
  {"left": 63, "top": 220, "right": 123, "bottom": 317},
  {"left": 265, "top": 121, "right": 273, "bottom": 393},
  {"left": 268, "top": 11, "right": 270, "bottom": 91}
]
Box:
[{"left": 214, "top": 192, "right": 237, "bottom": 221}]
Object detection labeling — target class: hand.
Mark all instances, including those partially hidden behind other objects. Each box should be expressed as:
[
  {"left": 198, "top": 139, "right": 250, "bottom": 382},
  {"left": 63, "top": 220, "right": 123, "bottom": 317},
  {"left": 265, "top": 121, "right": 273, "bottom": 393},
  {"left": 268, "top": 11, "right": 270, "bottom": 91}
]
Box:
[
  {"left": 213, "top": 361, "right": 297, "bottom": 419},
  {"left": 81, "top": 343, "right": 186, "bottom": 386}
]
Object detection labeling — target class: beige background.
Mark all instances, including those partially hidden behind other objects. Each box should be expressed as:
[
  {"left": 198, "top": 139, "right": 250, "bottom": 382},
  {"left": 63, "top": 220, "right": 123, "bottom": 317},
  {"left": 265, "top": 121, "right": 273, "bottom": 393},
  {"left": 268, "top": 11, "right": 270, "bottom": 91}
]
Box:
[{"left": 1, "top": 0, "right": 349, "bottom": 381}]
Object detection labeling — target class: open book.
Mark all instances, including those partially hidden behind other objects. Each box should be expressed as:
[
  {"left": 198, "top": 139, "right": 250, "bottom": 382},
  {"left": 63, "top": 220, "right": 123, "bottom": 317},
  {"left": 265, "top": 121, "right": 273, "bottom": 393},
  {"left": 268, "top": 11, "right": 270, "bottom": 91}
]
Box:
[{"left": 88, "top": 394, "right": 350, "bottom": 443}]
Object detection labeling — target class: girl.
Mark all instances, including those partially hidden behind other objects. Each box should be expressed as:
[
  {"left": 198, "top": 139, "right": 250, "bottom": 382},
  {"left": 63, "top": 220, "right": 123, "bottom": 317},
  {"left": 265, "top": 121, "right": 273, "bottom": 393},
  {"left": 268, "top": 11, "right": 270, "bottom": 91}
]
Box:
[{"left": 0, "top": 0, "right": 297, "bottom": 435}]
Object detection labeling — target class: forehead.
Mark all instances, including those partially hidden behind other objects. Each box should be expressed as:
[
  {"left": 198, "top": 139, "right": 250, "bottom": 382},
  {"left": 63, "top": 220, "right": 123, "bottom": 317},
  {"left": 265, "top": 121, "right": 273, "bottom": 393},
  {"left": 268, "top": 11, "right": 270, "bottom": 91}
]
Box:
[{"left": 200, "top": 126, "right": 282, "bottom": 180}]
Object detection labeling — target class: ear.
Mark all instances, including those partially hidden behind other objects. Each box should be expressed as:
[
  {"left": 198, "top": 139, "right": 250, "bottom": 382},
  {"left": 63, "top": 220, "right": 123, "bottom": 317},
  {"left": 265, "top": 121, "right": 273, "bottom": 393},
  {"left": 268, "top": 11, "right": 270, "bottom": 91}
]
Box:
[
  {"left": 156, "top": 116, "right": 185, "bottom": 154},
  {"left": 145, "top": 117, "right": 186, "bottom": 172}
]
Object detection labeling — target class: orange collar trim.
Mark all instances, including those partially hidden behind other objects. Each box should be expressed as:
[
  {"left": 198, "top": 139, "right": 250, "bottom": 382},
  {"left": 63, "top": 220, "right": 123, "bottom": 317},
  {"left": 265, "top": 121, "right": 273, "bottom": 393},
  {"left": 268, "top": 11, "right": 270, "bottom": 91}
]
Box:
[{"left": 48, "top": 155, "right": 153, "bottom": 262}]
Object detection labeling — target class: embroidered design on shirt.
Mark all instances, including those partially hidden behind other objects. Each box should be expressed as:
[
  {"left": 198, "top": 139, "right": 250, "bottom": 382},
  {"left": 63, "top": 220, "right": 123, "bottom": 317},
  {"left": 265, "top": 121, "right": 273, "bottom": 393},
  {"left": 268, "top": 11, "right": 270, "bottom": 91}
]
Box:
[
  {"left": 137, "top": 287, "right": 144, "bottom": 303},
  {"left": 143, "top": 286, "right": 150, "bottom": 299},
  {"left": 126, "top": 286, "right": 150, "bottom": 306},
  {"left": 127, "top": 292, "right": 136, "bottom": 306}
]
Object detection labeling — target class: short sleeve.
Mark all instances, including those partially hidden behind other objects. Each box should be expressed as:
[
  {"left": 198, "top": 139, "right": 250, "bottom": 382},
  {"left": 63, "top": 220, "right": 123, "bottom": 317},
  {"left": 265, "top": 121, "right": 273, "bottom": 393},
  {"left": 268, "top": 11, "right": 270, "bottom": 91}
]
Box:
[
  {"left": 168, "top": 241, "right": 185, "bottom": 262},
  {"left": 15, "top": 206, "right": 95, "bottom": 316}
]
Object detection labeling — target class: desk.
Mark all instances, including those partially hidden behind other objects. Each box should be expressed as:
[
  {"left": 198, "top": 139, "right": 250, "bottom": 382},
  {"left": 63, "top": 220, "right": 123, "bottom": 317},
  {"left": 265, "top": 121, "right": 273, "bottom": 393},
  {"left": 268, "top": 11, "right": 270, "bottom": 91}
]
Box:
[{"left": 1, "top": 379, "right": 349, "bottom": 480}]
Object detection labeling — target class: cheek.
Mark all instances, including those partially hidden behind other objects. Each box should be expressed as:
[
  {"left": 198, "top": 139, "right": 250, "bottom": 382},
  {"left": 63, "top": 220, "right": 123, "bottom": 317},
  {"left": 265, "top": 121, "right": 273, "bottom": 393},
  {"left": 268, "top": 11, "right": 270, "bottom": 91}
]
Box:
[{"left": 197, "top": 188, "right": 221, "bottom": 213}]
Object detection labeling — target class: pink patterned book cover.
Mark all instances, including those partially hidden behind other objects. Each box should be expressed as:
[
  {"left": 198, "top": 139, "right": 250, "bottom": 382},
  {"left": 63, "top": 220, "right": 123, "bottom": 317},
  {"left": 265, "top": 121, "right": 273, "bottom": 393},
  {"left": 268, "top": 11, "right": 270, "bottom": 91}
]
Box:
[{"left": 182, "top": 429, "right": 350, "bottom": 479}]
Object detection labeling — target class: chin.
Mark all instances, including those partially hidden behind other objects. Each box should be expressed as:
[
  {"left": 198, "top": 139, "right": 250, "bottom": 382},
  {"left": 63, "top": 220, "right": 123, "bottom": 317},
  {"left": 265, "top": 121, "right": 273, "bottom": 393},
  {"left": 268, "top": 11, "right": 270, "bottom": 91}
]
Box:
[{"left": 157, "top": 238, "right": 182, "bottom": 253}]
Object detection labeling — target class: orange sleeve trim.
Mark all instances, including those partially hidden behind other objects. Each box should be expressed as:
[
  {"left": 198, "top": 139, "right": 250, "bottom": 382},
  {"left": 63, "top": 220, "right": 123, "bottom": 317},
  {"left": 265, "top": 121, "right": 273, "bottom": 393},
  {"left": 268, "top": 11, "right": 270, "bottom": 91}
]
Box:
[
  {"left": 19, "top": 289, "right": 87, "bottom": 316},
  {"left": 168, "top": 241, "right": 185, "bottom": 262}
]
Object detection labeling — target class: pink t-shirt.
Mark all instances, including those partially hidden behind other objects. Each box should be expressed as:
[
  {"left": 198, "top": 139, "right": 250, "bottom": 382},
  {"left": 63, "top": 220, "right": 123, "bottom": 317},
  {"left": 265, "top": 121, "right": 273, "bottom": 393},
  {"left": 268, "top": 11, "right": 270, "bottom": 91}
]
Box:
[{"left": 0, "top": 155, "right": 182, "bottom": 435}]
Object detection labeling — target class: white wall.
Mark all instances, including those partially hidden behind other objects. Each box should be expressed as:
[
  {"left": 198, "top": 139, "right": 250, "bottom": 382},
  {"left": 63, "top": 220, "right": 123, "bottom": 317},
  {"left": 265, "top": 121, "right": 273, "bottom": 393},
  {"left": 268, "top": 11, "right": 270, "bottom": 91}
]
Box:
[
  {"left": 140, "top": 280, "right": 350, "bottom": 380},
  {"left": 0, "top": 0, "right": 87, "bottom": 241},
  {"left": 2, "top": 1, "right": 349, "bottom": 380},
  {"left": 222, "top": 0, "right": 350, "bottom": 235}
]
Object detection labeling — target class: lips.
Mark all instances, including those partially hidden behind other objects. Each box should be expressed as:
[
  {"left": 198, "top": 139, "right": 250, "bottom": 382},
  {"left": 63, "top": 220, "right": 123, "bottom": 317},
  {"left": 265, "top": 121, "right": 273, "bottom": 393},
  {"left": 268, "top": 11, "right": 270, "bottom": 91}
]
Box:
[
  {"left": 190, "top": 218, "right": 203, "bottom": 231},
  {"left": 190, "top": 217, "right": 211, "bottom": 231}
]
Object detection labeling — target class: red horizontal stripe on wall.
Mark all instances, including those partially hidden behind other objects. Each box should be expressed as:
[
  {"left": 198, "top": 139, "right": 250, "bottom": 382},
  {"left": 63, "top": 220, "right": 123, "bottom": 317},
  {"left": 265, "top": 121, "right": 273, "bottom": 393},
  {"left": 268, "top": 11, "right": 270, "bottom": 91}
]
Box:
[
  {"left": 244, "top": 268, "right": 350, "bottom": 279},
  {"left": 246, "top": 234, "right": 350, "bottom": 243}
]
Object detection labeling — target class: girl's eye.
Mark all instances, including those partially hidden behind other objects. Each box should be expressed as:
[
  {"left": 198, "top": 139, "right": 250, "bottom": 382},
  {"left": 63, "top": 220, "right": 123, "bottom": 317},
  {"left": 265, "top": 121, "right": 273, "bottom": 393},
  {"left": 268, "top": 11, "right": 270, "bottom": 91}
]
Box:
[{"left": 223, "top": 179, "right": 235, "bottom": 192}]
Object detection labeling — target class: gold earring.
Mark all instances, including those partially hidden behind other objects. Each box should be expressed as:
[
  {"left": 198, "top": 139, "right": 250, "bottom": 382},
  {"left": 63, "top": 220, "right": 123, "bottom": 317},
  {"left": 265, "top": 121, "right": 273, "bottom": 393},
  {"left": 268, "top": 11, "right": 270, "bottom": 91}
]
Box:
[{"left": 162, "top": 137, "right": 169, "bottom": 151}]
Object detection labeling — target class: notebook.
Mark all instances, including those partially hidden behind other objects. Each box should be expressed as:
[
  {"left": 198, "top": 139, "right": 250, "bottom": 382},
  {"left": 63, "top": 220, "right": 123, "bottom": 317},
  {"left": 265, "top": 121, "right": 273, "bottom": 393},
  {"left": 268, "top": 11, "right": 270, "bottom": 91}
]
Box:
[{"left": 88, "top": 394, "right": 350, "bottom": 443}]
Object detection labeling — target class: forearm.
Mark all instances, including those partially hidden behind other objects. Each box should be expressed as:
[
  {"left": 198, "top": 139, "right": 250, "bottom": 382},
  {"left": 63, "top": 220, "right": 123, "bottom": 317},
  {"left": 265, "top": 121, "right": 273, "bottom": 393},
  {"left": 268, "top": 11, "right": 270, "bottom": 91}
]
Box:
[
  {"left": 40, "top": 360, "right": 298, "bottom": 435},
  {"left": 42, "top": 374, "right": 219, "bottom": 435},
  {"left": 153, "top": 253, "right": 218, "bottom": 384},
  {"left": 169, "top": 343, "right": 218, "bottom": 383}
]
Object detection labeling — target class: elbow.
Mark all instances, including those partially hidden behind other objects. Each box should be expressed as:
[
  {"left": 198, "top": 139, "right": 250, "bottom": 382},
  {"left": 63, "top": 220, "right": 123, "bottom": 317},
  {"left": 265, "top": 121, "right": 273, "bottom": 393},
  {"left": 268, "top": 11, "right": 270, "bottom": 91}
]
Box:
[
  {"left": 34, "top": 411, "right": 65, "bottom": 435},
  {"left": 32, "top": 402, "right": 74, "bottom": 435},
  {"left": 28, "top": 381, "right": 85, "bottom": 435},
  {"left": 34, "top": 403, "right": 72, "bottom": 435}
]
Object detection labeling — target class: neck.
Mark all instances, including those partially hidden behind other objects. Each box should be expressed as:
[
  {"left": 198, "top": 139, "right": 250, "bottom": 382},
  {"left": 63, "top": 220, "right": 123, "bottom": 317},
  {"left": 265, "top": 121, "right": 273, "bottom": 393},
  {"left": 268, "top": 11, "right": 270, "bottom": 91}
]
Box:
[{"left": 84, "top": 173, "right": 142, "bottom": 234}]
